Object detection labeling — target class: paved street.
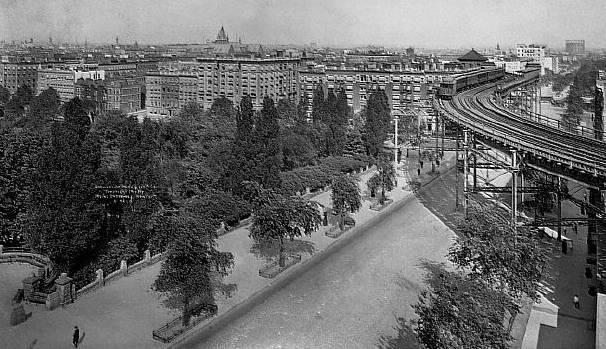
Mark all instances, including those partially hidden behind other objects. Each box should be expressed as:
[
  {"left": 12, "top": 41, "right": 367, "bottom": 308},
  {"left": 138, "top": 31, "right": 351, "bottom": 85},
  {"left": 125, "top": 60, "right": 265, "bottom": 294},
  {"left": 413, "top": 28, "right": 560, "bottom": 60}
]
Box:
[{"left": 178, "top": 189, "right": 456, "bottom": 348}]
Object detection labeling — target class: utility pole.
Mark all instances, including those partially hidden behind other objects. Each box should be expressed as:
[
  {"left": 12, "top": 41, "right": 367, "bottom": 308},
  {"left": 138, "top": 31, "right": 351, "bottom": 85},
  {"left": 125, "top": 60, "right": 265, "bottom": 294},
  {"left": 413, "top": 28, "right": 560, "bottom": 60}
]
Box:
[
  {"left": 511, "top": 149, "right": 518, "bottom": 225},
  {"left": 455, "top": 126, "right": 460, "bottom": 208},
  {"left": 435, "top": 109, "right": 439, "bottom": 167},
  {"left": 557, "top": 176, "right": 562, "bottom": 241},
  {"left": 473, "top": 133, "right": 477, "bottom": 191},
  {"left": 394, "top": 113, "right": 399, "bottom": 171},
  {"left": 441, "top": 113, "right": 445, "bottom": 159}
]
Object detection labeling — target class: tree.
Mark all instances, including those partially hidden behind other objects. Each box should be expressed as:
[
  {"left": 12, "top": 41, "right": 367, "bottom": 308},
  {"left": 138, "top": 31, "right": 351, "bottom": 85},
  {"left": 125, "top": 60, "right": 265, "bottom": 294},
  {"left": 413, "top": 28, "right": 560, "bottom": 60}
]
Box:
[
  {"left": 276, "top": 98, "right": 298, "bottom": 130},
  {"left": 311, "top": 83, "right": 325, "bottom": 124},
  {"left": 368, "top": 158, "right": 396, "bottom": 204},
  {"left": 0, "top": 127, "right": 49, "bottom": 244},
  {"left": 64, "top": 97, "right": 92, "bottom": 141},
  {"left": 249, "top": 187, "right": 321, "bottom": 267},
  {"left": 27, "top": 88, "right": 60, "bottom": 127},
  {"left": 343, "top": 129, "right": 366, "bottom": 157},
  {"left": 321, "top": 88, "right": 349, "bottom": 156},
  {"left": 154, "top": 214, "right": 234, "bottom": 326},
  {"left": 24, "top": 120, "right": 103, "bottom": 273},
  {"left": 310, "top": 84, "right": 329, "bottom": 156},
  {"left": 293, "top": 93, "right": 310, "bottom": 136},
  {"left": 449, "top": 208, "right": 548, "bottom": 305},
  {"left": 331, "top": 174, "right": 362, "bottom": 230},
  {"left": 377, "top": 318, "right": 423, "bottom": 349},
  {"left": 563, "top": 76, "right": 583, "bottom": 132},
  {"left": 254, "top": 97, "right": 283, "bottom": 189},
  {"left": 224, "top": 96, "right": 256, "bottom": 193},
  {"left": 281, "top": 132, "right": 315, "bottom": 170},
  {"left": 5, "top": 85, "right": 33, "bottom": 120},
  {"left": 595, "top": 85, "right": 604, "bottom": 141},
  {"left": 413, "top": 262, "right": 513, "bottom": 349},
  {"left": 364, "top": 88, "right": 391, "bottom": 157}
]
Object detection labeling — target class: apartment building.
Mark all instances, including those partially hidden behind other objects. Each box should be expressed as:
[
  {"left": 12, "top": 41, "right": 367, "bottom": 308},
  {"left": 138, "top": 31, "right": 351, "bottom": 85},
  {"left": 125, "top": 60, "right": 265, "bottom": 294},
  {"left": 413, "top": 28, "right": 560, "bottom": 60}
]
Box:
[
  {"left": 105, "top": 77, "right": 142, "bottom": 112},
  {"left": 516, "top": 44, "right": 546, "bottom": 62},
  {"left": 565, "top": 40, "right": 585, "bottom": 55},
  {"left": 38, "top": 67, "right": 105, "bottom": 102},
  {"left": 0, "top": 62, "right": 38, "bottom": 93},
  {"left": 298, "top": 68, "right": 449, "bottom": 114},
  {"left": 145, "top": 57, "right": 302, "bottom": 118}
]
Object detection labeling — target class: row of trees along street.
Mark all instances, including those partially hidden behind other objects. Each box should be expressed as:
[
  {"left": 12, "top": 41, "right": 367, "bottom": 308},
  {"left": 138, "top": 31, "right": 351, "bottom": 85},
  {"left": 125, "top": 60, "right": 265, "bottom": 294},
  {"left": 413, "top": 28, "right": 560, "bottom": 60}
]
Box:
[
  {"left": 542, "top": 58, "right": 606, "bottom": 137},
  {"left": 0, "top": 82, "right": 398, "bottom": 325},
  {"left": 379, "top": 205, "right": 549, "bottom": 349}
]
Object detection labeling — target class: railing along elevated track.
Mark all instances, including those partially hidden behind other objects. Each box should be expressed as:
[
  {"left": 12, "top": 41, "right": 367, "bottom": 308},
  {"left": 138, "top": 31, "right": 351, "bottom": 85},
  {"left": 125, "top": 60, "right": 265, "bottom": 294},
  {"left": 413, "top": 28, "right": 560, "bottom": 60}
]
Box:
[{"left": 438, "top": 73, "right": 606, "bottom": 189}]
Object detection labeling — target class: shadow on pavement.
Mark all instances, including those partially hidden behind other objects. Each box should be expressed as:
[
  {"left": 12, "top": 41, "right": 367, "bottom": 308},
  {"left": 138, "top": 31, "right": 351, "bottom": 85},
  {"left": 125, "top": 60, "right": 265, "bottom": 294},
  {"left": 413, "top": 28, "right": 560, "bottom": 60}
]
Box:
[{"left": 249, "top": 239, "right": 316, "bottom": 263}]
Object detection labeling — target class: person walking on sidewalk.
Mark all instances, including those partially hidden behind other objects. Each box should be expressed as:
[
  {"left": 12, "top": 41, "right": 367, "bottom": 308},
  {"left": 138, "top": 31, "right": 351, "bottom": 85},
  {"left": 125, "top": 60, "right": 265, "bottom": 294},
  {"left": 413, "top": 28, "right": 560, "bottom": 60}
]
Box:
[
  {"left": 72, "top": 326, "right": 80, "bottom": 347},
  {"left": 573, "top": 295, "right": 580, "bottom": 309}
]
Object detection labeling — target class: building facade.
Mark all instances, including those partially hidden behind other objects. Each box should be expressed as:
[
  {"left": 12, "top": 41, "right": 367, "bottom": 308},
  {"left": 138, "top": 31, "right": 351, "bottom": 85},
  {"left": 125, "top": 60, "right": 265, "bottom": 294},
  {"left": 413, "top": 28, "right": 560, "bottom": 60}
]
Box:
[
  {"left": 0, "top": 62, "right": 38, "bottom": 94},
  {"left": 298, "top": 68, "right": 450, "bottom": 115},
  {"left": 105, "top": 77, "right": 142, "bottom": 113},
  {"left": 541, "top": 56, "right": 559, "bottom": 74},
  {"left": 565, "top": 40, "right": 585, "bottom": 55},
  {"left": 145, "top": 57, "right": 302, "bottom": 118},
  {"left": 75, "top": 75, "right": 142, "bottom": 114},
  {"left": 516, "top": 44, "right": 546, "bottom": 62},
  {"left": 38, "top": 67, "right": 105, "bottom": 102}
]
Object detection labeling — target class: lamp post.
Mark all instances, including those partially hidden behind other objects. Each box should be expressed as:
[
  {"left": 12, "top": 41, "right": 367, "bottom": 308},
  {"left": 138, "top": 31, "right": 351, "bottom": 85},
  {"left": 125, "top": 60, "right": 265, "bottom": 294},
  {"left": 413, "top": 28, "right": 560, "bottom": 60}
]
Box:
[{"left": 392, "top": 110, "right": 403, "bottom": 172}]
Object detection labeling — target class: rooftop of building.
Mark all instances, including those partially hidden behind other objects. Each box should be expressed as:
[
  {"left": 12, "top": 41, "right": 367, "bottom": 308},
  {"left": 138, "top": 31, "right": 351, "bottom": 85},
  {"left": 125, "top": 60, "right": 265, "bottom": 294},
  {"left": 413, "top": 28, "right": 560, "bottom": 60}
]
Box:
[{"left": 457, "top": 49, "right": 488, "bottom": 62}]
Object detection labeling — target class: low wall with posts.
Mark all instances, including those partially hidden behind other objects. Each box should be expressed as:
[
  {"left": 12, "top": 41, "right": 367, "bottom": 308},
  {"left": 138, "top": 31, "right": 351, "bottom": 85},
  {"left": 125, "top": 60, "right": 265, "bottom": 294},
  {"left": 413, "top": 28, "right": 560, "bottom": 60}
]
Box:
[
  {"left": 75, "top": 249, "right": 163, "bottom": 300},
  {"left": 0, "top": 245, "right": 52, "bottom": 275}
]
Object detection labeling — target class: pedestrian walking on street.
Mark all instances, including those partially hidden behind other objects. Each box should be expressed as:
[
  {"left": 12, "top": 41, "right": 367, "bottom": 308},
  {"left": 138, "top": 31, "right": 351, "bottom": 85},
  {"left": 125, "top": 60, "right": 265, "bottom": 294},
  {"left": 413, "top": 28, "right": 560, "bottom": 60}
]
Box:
[
  {"left": 573, "top": 294, "right": 580, "bottom": 309},
  {"left": 417, "top": 168, "right": 421, "bottom": 176},
  {"left": 420, "top": 160, "right": 424, "bottom": 169},
  {"left": 72, "top": 326, "right": 80, "bottom": 347}
]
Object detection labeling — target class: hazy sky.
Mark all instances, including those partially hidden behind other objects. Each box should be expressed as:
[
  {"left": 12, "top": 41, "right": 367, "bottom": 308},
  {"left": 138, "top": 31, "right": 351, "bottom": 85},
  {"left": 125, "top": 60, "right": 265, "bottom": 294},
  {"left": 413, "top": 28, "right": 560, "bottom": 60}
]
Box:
[{"left": 1, "top": 0, "right": 605, "bottom": 49}]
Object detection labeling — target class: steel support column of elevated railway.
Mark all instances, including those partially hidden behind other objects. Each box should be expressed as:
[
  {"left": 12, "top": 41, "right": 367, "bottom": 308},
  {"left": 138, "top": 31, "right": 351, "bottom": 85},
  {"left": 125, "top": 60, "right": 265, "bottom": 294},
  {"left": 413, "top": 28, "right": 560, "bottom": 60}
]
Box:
[
  {"left": 463, "top": 130, "right": 469, "bottom": 219},
  {"left": 511, "top": 150, "right": 519, "bottom": 224}
]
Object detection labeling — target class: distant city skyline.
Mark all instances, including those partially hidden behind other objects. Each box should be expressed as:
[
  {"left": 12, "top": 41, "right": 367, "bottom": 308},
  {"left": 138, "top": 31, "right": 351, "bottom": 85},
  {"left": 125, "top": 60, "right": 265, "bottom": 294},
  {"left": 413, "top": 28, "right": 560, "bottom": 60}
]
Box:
[{"left": 1, "top": 0, "right": 605, "bottom": 49}]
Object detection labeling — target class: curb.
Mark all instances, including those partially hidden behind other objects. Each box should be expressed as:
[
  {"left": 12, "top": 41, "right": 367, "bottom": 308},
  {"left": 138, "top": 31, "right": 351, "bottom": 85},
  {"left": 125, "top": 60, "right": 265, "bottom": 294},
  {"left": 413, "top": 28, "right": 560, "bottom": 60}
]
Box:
[{"left": 169, "top": 165, "right": 450, "bottom": 348}]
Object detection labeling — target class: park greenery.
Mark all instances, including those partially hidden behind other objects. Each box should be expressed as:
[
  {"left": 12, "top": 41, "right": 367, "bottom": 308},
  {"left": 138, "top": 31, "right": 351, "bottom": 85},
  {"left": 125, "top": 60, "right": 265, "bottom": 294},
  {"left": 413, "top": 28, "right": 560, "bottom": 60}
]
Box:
[
  {"left": 544, "top": 59, "right": 606, "bottom": 133},
  {"left": 246, "top": 181, "right": 322, "bottom": 267},
  {"left": 331, "top": 174, "right": 362, "bottom": 230},
  {"left": 0, "top": 82, "right": 394, "bottom": 311},
  {"left": 368, "top": 158, "right": 397, "bottom": 204},
  {"left": 379, "top": 205, "right": 548, "bottom": 348}
]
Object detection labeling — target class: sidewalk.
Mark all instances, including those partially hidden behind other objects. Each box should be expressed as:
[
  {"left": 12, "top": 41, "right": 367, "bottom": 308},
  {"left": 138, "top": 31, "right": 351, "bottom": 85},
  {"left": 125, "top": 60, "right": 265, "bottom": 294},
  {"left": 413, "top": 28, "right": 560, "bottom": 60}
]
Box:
[
  {"left": 0, "top": 154, "right": 454, "bottom": 349},
  {"left": 465, "top": 159, "right": 596, "bottom": 349},
  {"left": 522, "top": 195, "right": 596, "bottom": 349}
]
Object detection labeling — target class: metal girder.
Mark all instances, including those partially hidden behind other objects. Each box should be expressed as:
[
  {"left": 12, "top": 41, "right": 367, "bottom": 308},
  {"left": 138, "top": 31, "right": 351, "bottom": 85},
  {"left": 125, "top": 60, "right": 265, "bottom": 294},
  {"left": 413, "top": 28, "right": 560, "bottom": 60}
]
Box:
[
  {"left": 470, "top": 186, "right": 542, "bottom": 193},
  {"left": 529, "top": 218, "right": 606, "bottom": 226},
  {"left": 472, "top": 162, "right": 507, "bottom": 169}
]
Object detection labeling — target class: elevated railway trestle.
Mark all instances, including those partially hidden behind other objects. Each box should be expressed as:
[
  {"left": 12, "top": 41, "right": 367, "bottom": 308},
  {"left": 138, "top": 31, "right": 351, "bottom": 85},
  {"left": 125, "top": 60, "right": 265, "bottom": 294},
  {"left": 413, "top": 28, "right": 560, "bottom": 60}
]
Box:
[{"left": 435, "top": 67, "right": 606, "bottom": 290}]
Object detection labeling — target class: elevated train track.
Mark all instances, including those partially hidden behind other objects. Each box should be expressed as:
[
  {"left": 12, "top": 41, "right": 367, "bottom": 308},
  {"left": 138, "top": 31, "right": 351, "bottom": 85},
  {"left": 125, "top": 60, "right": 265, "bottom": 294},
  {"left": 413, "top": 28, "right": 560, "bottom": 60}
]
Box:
[{"left": 437, "top": 69, "right": 606, "bottom": 189}]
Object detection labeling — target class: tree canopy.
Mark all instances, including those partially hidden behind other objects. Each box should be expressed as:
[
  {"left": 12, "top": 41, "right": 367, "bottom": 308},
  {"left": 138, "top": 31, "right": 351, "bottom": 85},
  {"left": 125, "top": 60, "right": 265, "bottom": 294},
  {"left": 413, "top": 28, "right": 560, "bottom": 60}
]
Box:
[
  {"left": 331, "top": 174, "right": 362, "bottom": 230},
  {"left": 154, "top": 213, "right": 234, "bottom": 326},
  {"left": 413, "top": 262, "right": 513, "bottom": 349},
  {"left": 249, "top": 183, "right": 321, "bottom": 267},
  {"left": 364, "top": 88, "right": 392, "bottom": 157},
  {"left": 449, "top": 209, "right": 548, "bottom": 302}
]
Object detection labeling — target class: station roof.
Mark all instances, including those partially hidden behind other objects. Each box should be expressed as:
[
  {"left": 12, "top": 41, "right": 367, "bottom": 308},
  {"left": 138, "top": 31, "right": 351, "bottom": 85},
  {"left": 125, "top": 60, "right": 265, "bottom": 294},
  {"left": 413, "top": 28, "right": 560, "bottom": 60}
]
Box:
[{"left": 458, "top": 49, "right": 488, "bottom": 62}]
